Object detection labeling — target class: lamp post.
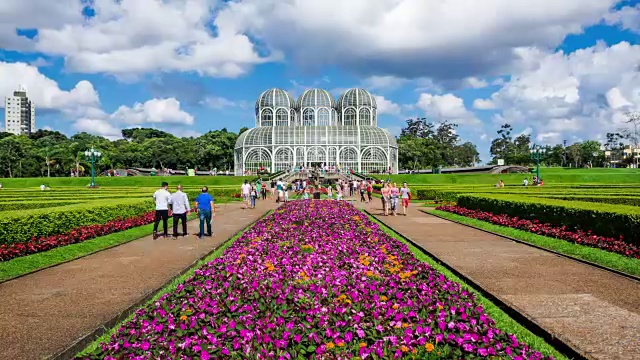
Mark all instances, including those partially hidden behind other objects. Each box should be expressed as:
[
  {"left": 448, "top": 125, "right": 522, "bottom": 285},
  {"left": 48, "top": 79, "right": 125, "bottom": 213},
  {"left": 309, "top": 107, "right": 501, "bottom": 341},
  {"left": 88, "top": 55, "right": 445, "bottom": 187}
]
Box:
[
  {"left": 84, "top": 147, "right": 102, "bottom": 188},
  {"left": 529, "top": 144, "right": 546, "bottom": 181}
]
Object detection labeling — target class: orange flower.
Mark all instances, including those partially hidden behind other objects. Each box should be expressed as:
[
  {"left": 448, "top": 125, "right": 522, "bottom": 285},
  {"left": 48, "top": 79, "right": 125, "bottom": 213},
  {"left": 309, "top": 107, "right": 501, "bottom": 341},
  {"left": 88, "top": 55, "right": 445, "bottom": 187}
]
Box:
[
  {"left": 392, "top": 304, "right": 400, "bottom": 310},
  {"left": 179, "top": 315, "right": 188, "bottom": 321},
  {"left": 400, "top": 345, "right": 409, "bottom": 353},
  {"left": 437, "top": 305, "right": 444, "bottom": 310},
  {"left": 359, "top": 342, "right": 367, "bottom": 348},
  {"left": 401, "top": 323, "right": 409, "bottom": 328},
  {"left": 326, "top": 342, "right": 335, "bottom": 349},
  {"left": 425, "top": 343, "right": 435, "bottom": 352},
  {"left": 380, "top": 295, "right": 388, "bottom": 301},
  {"left": 337, "top": 341, "right": 345, "bottom": 347}
]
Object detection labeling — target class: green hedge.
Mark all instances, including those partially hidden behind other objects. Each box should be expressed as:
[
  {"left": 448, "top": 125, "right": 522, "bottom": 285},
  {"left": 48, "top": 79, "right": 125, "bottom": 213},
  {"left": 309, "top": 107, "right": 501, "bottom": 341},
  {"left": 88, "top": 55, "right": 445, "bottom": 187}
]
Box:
[
  {"left": 0, "top": 200, "right": 80, "bottom": 212},
  {"left": 0, "top": 199, "right": 153, "bottom": 245},
  {"left": 539, "top": 195, "right": 640, "bottom": 207},
  {"left": 456, "top": 194, "right": 640, "bottom": 246}
]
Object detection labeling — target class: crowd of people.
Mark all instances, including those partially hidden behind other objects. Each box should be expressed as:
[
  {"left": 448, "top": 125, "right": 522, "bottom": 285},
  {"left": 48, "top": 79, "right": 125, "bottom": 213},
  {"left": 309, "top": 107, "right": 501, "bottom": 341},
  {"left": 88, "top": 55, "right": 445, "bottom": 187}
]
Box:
[
  {"left": 238, "top": 178, "right": 412, "bottom": 215},
  {"left": 150, "top": 176, "right": 412, "bottom": 239},
  {"left": 152, "top": 182, "right": 215, "bottom": 240}
]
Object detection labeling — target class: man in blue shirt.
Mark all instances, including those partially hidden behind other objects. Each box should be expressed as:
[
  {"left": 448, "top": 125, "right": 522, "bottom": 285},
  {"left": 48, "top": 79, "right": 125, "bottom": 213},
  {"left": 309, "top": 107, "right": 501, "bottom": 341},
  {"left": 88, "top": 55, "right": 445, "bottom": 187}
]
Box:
[{"left": 194, "top": 186, "right": 215, "bottom": 239}]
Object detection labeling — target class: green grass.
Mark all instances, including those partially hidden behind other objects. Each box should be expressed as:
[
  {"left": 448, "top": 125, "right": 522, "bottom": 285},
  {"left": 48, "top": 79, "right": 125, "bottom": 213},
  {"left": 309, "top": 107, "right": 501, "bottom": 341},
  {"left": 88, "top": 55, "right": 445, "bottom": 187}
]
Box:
[
  {"left": 0, "top": 175, "right": 250, "bottom": 188},
  {"left": 366, "top": 214, "right": 567, "bottom": 360},
  {"left": 76, "top": 213, "right": 270, "bottom": 357},
  {"left": 427, "top": 209, "right": 640, "bottom": 277},
  {"left": 0, "top": 214, "right": 198, "bottom": 283},
  {"left": 377, "top": 168, "right": 640, "bottom": 186}
]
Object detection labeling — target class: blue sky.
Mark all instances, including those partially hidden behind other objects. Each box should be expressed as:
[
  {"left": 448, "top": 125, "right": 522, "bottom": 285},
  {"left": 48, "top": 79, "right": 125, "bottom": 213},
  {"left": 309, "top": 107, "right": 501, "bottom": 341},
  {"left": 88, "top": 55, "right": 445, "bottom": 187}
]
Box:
[{"left": 1, "top": 0, "right": 639, "bottom": 163}]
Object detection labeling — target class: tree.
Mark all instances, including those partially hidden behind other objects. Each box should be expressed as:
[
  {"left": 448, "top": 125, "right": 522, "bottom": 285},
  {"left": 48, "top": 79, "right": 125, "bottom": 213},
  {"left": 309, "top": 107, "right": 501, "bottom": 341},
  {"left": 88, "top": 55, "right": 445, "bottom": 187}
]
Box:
[
  {"left": 489, "top": 124, "right": 514, "bottom": 163},
  {"left": 566, "top": 143, "right": 583, "bottom": 167},
  {"left": 453, "top": 142, "right": 480, "bottom": 166}
]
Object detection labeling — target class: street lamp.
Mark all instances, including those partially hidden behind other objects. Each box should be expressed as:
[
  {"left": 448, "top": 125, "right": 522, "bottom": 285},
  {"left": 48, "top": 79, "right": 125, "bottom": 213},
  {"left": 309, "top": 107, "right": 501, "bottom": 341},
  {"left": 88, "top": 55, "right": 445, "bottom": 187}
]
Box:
[
  {"left": 529, "top": 144, "right": 546, "bottom": 181},
  {"left": 84, "top": 147, "right": 102, "bottom": 188}
]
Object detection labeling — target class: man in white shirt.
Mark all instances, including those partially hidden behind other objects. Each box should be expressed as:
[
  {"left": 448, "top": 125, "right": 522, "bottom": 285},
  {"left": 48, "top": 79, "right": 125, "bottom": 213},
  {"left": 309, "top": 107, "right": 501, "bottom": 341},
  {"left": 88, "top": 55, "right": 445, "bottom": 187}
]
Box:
[
  {"left": 153, "top": 182, "right": 171, "bottom": 239},
  {"left": 241, "top": 180, "right": 251, "bottom": 208},
  {"left": 169, "top": 184, "right": 190, "bottom": 238}
]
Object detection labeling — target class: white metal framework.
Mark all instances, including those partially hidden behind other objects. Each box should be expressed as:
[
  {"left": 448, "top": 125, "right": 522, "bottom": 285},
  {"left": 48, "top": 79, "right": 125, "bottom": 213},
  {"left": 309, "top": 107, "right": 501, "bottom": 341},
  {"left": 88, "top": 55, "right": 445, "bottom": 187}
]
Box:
[{"left": 236, "top": 87, "right": 398, "bottom": 175}]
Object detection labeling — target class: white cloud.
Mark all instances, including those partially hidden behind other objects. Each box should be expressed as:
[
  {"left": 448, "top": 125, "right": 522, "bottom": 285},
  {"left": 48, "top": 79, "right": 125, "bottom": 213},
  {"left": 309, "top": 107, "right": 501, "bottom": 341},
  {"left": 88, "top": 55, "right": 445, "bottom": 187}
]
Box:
[
  {"left": 111, "top": 98, "right": 194, "bottom": 125},
  {"left": 416, "top": 93, "right": 481, "bottom": 126},
  {"left": 8, "top": 0, "right": 274, "bottom": 78},
  {"left": 216, "top": 0, "right": 619, "bottom": 79},
  {"left": 481, "top": 41, "right": 640, "bottom": 144},
  {"left": 374, "top": 95, "right": 401, "bottom": 115},
  {"left": 201, "top": 96, "right": 249, "bottom": 109},
  {"left": 603, "top": 4, "right": 640, "bottom": 33},
  {"left": 363, "top": 76, "right": 408, "bottom": 90},
  {"left": 0, "top": 61, "right": 99, "bottom": 111},
  {"left": 74, "top": 118, "right": 121, "bottom": 138},
  {"left": 463, "top": 77, "right": 489, "bottom": 89},
  {"left": 473, "top": 98, "right": 497, "bottom": 110}
]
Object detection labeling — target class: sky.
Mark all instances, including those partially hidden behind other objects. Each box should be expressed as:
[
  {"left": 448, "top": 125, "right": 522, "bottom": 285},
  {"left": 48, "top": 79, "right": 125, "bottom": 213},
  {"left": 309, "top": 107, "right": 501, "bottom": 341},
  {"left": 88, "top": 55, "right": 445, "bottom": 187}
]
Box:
[{"left": 0, "top": 0, "right": 639, "bottom": 163}]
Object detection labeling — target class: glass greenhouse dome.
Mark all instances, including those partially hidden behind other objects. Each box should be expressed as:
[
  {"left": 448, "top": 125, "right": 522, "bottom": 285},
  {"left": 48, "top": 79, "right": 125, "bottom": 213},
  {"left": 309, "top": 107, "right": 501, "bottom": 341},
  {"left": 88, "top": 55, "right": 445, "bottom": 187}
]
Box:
[{"left": 235, "top": 88, "right": 398, "bottom": 175}]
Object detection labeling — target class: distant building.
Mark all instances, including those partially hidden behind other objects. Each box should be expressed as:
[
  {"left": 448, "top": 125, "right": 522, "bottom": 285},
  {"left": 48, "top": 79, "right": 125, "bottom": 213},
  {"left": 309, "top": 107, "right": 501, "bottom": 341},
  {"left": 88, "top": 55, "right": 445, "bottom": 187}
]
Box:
[
  {"left": 4, "top": 85, "right": 36, "bottom": 135},
  {"left": 234, "top": 88, "right": 398, "bottom": 175},
  {"left": 605, "top": 145, "right": 640, "bottom": 168}
]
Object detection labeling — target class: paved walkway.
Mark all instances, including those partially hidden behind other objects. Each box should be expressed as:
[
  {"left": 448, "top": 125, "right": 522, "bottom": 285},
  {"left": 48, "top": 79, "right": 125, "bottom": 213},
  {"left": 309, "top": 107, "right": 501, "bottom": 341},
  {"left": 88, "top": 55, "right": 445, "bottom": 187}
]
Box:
[
  {"left": 362, "top": 201, "right": 640, "bottom": 360},
  {"left": 0, "top": 199, "right": 278, "bottom": 360}
]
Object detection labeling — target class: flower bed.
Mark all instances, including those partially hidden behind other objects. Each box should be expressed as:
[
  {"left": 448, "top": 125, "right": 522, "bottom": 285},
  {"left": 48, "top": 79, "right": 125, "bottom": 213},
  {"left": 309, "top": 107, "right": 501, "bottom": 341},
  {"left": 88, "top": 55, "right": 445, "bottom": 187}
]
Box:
[
  {"left": 436, "top": 205, "right": 640, "bottom": 259},
  {"left": 79, "top": 201, "right": 551, "bottom": 359},
  {"left": 0, "top": 212, "right": 156, "bottom": 261}
]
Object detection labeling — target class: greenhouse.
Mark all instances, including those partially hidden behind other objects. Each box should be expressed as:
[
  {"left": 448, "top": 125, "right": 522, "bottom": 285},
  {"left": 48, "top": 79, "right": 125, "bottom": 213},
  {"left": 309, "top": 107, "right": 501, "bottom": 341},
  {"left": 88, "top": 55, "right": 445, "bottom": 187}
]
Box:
[{"left": 234, "top": 88, "right": 398, "bottom": 175}]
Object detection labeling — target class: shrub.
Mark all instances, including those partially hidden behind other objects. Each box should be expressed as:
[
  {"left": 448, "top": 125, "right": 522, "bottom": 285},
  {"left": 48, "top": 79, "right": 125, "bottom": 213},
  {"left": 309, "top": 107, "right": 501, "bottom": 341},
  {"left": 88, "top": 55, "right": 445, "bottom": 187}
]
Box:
[
  {"left": 437, "top": 205, "right": 640, "bottom": 259},
  {"left": 0, "top": 211, "right": 156, "bottom": 261},
  {"left": 0, "top": 199, "right": 153, "bottom": 245},
  {"left": 456, "top": 195, "right": 640, "bottom": 246}
]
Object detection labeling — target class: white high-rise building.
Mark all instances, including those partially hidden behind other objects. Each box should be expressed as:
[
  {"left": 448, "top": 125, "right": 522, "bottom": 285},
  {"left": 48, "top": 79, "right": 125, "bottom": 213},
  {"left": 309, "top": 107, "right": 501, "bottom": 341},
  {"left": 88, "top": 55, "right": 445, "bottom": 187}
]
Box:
[{"left": 4, "top": 85, "right": 36, "bottom": 136}]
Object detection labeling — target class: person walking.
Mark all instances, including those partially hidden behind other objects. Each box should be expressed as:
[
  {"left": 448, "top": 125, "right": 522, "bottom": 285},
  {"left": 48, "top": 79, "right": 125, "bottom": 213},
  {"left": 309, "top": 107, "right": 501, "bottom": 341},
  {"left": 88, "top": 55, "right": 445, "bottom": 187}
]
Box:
[
  {"left": 390, "top": 182, "right": 399, "bottom": 216},
  {"left": 152, "top": 182, "right": 171, "bottom": 239},
  {"left": 381, "top": 182, "right": 391, "bottom": 216},
  {"left": 336, "top": 184, "right": 343, "bottom": 201},
  {"left": 284, "top": 183, "right": 289, "bottom": 203},
  {"left": 169, "top": 185, "right": 190, "bottom": 238},
  {"left": 250, "top": 183, "right": 258, "bottom": 209},
  {"left": 327, "top": 184, "right": 333, "bottom": 200},
  {"left": 367, "top": 181, "right": 373, "bottom": 202},
  {"left": 256, "top": 181, "right": 262, "bottom": 201},
  {"left": 241, "top": 180, "right": 251, "bottom": 208},
  {"left": 261, "top": 183, "right": 267, "bottom": 200},
  {"left": 194, "top": 186, "right": 215, "bottom": 239},
  {"left": 400, "top": 182, "right": 411, "bottom": 216},
  {"left": 359, "top": 181, "right": 366, "bottom": 202}
]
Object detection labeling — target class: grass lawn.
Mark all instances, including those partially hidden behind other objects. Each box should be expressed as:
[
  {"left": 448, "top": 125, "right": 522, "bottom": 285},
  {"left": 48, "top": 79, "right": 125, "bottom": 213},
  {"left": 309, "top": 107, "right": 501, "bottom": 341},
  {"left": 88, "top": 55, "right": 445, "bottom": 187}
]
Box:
[
  {"left": 0, "top": 214, "right": 197, "bottom": 283},
  {"left": 427, "top": 209, "right": 640, "bottom": 277},
  {"left": 368, "top": 215, "right": 567, "bottom": 360}
]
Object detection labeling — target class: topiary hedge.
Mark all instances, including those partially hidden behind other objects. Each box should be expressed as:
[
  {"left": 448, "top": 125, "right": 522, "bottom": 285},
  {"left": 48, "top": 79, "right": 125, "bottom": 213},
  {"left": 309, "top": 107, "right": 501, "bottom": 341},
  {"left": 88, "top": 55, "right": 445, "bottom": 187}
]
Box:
[
  {"left": 0, "top": 199, "right": 153, "bottom": 245},
  {"left": 456, "top": 194, "right": 640, "bottom": 246}
]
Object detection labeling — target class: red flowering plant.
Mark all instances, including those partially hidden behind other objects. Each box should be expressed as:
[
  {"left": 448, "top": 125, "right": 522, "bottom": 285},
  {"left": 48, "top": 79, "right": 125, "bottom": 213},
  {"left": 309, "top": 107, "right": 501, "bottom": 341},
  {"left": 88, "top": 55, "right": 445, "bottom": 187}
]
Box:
[
  {"left": 0, "top": 211, "right": 156, "bottom": 262},
  {"left": 436, "top": 205, "right": 640, "bottom": 259}
]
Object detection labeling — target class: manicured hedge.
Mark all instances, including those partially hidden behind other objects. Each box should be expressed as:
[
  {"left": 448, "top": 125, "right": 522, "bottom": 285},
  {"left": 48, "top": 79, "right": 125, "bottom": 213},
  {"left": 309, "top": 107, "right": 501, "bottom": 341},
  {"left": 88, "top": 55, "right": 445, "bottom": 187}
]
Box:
[
  {"left": 0, "top": 199, "right": 153, "bottom": 245},
  {"left": 457, "top": 194, "right": 640, "bottom": 246},
  {"left": 0, "top": 200, "right": 80, "bottom": 212},
  {"left": 540, "top": 195, "right": 640, "bottom": 207}
]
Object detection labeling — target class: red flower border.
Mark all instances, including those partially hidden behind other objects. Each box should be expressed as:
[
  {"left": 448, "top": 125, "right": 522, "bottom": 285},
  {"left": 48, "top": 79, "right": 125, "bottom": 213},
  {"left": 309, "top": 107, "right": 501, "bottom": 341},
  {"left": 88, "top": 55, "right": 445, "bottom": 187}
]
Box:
[
  {"left": 0, "top": 211, "right": 156, "bottom": 262},
  {"left": 436, "top": 205, "right": 640, "bottom": 259}
]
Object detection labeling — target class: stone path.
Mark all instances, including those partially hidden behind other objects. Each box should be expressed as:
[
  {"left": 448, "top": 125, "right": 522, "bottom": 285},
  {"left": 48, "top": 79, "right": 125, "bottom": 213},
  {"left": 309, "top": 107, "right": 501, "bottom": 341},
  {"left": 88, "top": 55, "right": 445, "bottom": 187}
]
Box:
[
  {"left": 362, "top": 201, "right": 640, "bottom": 360},
  {"left": 0, "top": 199, "right": 278, "bottom": 360}
]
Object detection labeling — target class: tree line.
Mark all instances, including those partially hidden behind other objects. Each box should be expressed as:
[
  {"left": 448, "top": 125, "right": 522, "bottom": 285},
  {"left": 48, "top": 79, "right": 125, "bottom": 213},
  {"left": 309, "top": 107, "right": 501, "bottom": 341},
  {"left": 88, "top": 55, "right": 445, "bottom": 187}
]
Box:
[
  {"left": 0, "top": 128, "right": 247, "bottom": 178},
  {"left": 488, "top": 123, "right": 639, "bottom": 168},
  {"left": 0, "top": 118, "right": 635, "bottom": 178}
]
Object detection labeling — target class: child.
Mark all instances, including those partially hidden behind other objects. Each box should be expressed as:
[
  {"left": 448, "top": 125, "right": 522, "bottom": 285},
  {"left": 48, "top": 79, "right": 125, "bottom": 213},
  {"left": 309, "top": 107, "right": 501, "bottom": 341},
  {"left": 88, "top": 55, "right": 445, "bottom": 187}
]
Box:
[{"left": 327, "top": 185, "right": 333, "bottom": 200}]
